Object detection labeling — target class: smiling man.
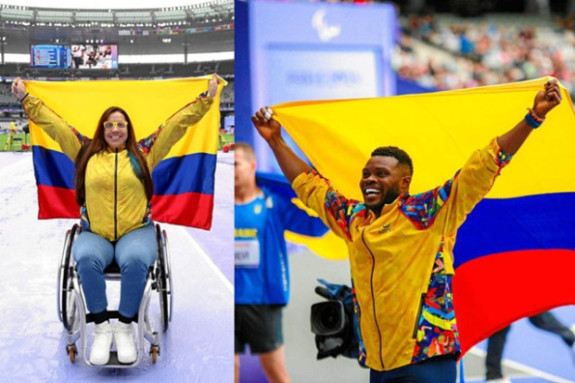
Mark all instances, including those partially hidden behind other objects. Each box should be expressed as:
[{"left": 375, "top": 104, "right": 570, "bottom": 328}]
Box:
[
  {"left": 360, "top": 146, "right": 412, "bottom": 213},
  {"left": 251, "top": 80, "right": 562, "bottom": 382}
]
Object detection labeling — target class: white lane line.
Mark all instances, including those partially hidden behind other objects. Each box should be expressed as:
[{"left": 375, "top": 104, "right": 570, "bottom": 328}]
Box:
[
  {"left": 469, "top": 347, "right": 575, "bottom": 383},
  {"left": 178, "top": 226, "right": 233, "bottom": 293}
]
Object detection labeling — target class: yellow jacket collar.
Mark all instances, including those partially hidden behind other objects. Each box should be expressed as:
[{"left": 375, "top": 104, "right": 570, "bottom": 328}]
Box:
[{"left": 106, "top": 145, "right": 126, "bottom": 153}]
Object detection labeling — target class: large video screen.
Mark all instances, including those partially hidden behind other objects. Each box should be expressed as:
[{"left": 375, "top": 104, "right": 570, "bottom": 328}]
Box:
[
  {"left": 30, "top": 45, "right": 71, "bottom": 69},
  {"left": 70, "top": 44, "right": 118, "bottom": 69}
]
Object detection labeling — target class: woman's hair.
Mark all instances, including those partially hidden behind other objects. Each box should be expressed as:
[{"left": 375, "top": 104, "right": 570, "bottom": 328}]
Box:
[{"left": 74, "top": 106, "right": 154, "bottom": 206}]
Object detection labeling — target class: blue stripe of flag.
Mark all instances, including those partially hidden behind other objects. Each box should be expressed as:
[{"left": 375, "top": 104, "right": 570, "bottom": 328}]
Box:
[
  {"left": 152, "top": 152, "right": 216, "bottom": 196},
  {"left": 32, "top": 146, "right": 75, "bottom": 189},
  {"left": 32, "top": 145, "right": 216, "bottom": 196},
  {"left": 454, "top": 192, "right": 575, "bottom": 268}
]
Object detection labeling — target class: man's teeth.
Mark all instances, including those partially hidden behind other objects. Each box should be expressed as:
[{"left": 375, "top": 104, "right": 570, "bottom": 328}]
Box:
[{"left": 365, "top": 188, "right": 379, "bottom": 195}]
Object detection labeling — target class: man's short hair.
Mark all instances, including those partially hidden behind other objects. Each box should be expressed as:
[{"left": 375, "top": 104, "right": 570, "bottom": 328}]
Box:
[
  {"left": 371, "top": 146, "right": 413, "bottom": 175},
  {"left": 235, "top": 142, "right": 256, "bottom": 162}
]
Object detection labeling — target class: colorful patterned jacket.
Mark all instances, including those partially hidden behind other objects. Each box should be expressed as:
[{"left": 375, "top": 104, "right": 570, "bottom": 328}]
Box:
[
  {"left": 22, "top": 92, "right": 212, "bottom": 241},
  {"left": 291, "top": 139, "right": 512, "bottom": 371}
]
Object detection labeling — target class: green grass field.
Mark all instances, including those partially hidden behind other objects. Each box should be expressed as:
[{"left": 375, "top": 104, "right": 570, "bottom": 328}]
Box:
[
  {"left": 0, "top": 133, "right": 30, "bottom": 152},
  {"left": 219, "top": 133, "right": 235, "bottom": 150}
]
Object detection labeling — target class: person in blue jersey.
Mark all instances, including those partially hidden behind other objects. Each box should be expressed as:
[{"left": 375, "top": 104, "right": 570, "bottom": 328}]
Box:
[{"left": 234, "top": 142, "right": 328, "bottom": 383}]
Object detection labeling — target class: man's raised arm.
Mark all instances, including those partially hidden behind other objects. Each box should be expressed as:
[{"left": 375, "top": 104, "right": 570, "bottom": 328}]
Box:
[
  {"left": 251, "top": 107, "right": 312, "bottom": 183},
  {"left": 497, "top": 79, "right": 562, "bottom": 154}
]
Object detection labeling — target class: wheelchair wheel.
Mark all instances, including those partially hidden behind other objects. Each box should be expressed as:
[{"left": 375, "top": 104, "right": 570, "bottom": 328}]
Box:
[
  {"left": 57, "top": 224, "right": 79, "bottom": 331},
  {"left": 150, "top": 345, "right": 159, "bottom": 363},
  {"left": 156, "top": 224, "right": 173, "bottom": 332}
]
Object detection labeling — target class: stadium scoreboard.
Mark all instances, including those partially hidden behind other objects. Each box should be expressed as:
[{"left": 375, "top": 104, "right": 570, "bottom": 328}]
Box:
[{"left": 30, "top": 45, "right": 71, "bottom": 69}]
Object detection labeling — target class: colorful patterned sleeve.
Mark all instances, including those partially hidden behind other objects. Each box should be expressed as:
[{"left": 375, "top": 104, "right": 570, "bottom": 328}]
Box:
[
  {"left": 21, "top": 94, "right": 85, "bottom": 161},
  {"left": 399, "top": 174, "right": 459, "bottom": 231},
  {"left": 142, "top": 92, "right": 213, "bottom": 171},
  {"left": 433, "top": 137, "right": 513, "bottom": 236},
  {"left": 291, "top": 170, "right": 362, "bottom": 241},
  {"left": 137, "top": 126, "right": 162, "bottom": 155}
]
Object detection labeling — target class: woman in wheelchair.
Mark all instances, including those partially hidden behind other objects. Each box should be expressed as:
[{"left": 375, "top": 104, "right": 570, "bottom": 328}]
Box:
[{"left": 12, "top": 76, "right": 218, "bottom": 365}]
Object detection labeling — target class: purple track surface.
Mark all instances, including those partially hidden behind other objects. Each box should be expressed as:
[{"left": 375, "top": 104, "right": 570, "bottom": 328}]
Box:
[{"left": 0, "top": 152, "right": 233, "bottom": 383}]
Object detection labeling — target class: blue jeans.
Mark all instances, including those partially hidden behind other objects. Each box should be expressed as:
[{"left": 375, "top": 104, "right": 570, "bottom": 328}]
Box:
[
  {"left": 73, "top": 224, "right": 158, "bottom": 319},
  {"left": 370, "top": 355, "right": 456, "bottom": 383}
]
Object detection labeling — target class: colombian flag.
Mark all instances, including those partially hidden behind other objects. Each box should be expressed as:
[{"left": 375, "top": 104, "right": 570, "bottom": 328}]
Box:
[
  {"left": 26, "top": 76, "right": 226, "bottom": 230},
  {"left": 270, "top": 77, "right": 575, "bottom": 355}
]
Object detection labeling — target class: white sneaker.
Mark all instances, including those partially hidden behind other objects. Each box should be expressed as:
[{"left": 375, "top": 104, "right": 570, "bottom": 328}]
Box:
[
  {"left": 90, "top": 321, "right": 113, "bottom": 365},
  {"left": 114, "top": 322, "right": 137, "bottom": 364},
  {"left": 487, "top": 379, "right": 512, "bottom": 383}
]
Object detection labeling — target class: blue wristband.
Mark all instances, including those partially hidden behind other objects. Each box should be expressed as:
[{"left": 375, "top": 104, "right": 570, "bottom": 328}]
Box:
[{"left": 524, "top": 112, "right": 542, "bottom": 129}]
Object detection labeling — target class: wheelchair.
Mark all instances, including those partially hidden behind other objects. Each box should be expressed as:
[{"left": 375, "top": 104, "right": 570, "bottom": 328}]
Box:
[{"left": 56, "top": 223, "right": 173, "bottom": 366}]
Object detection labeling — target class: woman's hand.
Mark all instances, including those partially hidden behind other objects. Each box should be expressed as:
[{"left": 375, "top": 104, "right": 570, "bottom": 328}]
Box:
[
  {"left": 208, "top": 74, "right": 218, "bottom": 98},
  {"left": 11, "top": 77, "right": 27, "bottom": 100}
]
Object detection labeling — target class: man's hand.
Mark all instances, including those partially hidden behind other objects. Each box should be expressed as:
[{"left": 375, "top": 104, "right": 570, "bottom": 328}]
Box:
[
  {"left": 208, "top": 74, "right": 218, "bottom": 98},
  {"left": 11, "top": 77, "right": 27, "bottom": 100},
  {"left": 533, "top": 79, "right": 562, "bottom": 119},
  {"left": 497, "top": 78, "right": 563, "bottom": 155},
  {"left": 251, "top": 107, "right": 282, "bottom": 143},
  {"left": 251, "top": 106, "right": 312, "bottom": 182}
]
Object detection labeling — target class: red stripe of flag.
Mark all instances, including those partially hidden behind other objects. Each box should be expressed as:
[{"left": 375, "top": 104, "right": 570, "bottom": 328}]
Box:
[
  {"left": 37, "top": 186, "right": 214, "bottom": 230},
  {"left": 151, "top": 192, "right": 214, "bottom": 230},
  {"left": 37, "top": 185, "right": 79, "bottom": 219},
  {"left": 453, "top": 249, "right": 575, "bottom": 355}
]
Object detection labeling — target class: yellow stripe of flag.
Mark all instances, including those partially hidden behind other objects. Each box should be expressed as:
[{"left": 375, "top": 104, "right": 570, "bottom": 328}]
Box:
[{"left": 26, "top": 76, "right": 227, "bottom": 158}]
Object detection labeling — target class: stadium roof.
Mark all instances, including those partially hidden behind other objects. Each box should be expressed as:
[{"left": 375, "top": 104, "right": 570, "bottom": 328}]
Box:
[
  {"left": 0, "top": 0, "right": 233, "bottom": 63},
  {"left": 0, "top": 0, "right": 223, "bottom": 10},
  {"left": 0, "top": 0, "right": 233, "bottom": 27}
]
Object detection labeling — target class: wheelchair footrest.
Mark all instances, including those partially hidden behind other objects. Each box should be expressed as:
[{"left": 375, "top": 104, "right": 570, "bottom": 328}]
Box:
[
  {"left": 86, "top": 310, "right": 120, "bottom": 323},
  {"left": 107, "top": 351, "right": 121, "bottom": 365},
  {"left": 104, "top": 351, "right": 136, "bottom": 367}
]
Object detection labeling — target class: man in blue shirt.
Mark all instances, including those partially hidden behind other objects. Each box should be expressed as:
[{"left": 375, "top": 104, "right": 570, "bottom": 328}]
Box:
[{"left": 234, "top": 142, "right": 327, "bottom": 383}]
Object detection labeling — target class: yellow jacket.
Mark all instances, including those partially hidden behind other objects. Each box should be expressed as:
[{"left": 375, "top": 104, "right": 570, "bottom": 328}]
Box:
[
  {"left": 292, "top": 139, "right": 512, "bottom": 371},
  {"left": 23, "top": 92, "right": 213, "bottom": 241}
]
